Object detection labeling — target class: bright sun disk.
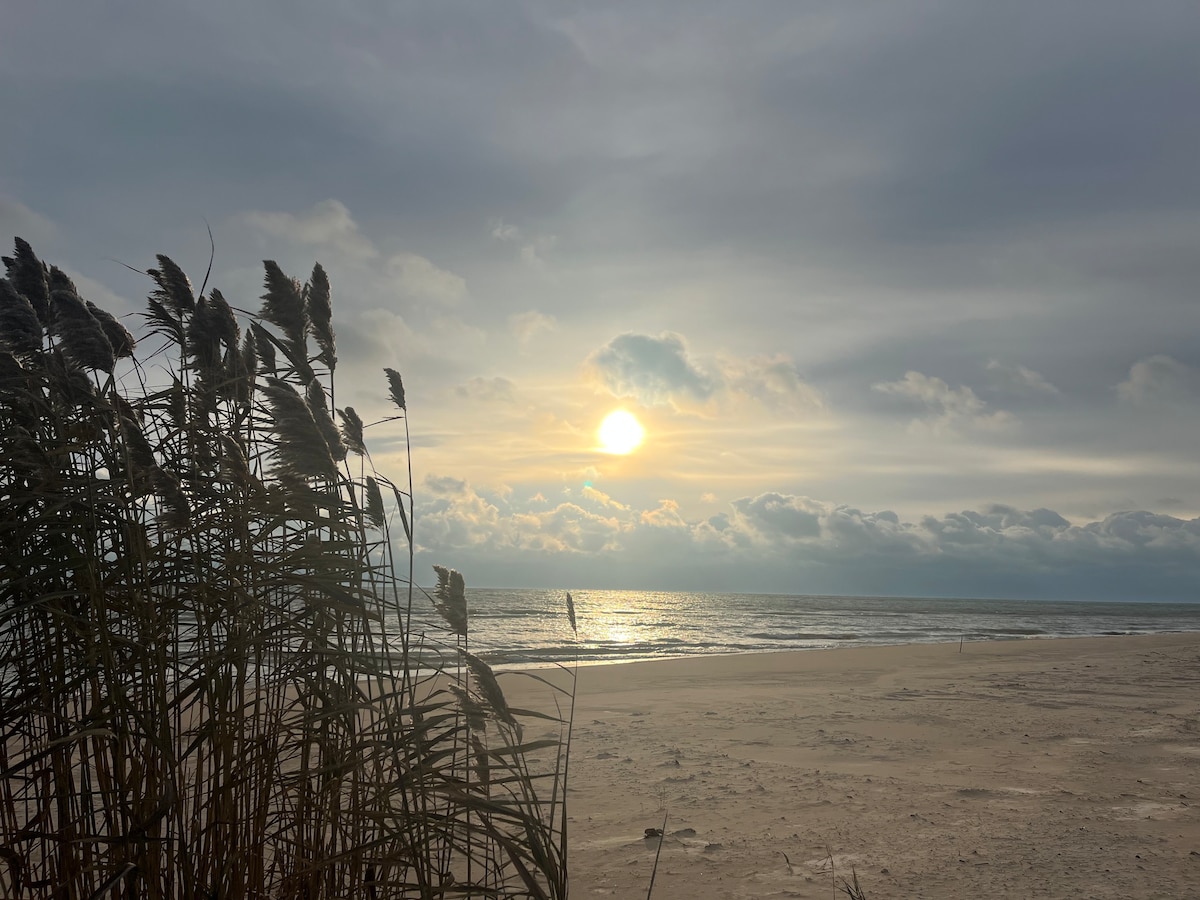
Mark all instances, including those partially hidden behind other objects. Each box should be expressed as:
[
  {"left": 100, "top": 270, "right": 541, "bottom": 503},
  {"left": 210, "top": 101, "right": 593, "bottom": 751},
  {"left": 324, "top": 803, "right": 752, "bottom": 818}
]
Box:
[{"left": 597, "top": 410, "right": 645, "bottom": 455}]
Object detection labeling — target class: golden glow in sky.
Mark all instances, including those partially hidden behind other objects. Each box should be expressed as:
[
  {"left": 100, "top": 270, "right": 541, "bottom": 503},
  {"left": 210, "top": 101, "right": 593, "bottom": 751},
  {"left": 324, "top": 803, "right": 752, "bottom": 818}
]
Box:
[{"left": 597, "top": 410, "right": 645, "bottom": 455}]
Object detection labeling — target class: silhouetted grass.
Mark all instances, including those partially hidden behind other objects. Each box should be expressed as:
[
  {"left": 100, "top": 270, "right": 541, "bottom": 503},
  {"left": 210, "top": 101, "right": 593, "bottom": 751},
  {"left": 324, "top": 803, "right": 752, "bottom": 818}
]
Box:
[{"left": 0, "top": 239, "right": 573, "bottom": 898}]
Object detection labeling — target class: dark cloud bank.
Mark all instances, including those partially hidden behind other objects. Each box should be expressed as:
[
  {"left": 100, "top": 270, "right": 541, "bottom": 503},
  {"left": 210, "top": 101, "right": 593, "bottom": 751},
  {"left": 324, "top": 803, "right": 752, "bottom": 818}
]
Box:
[{"left": 414, "top": 481, "right": 1200, "bottom": 602}]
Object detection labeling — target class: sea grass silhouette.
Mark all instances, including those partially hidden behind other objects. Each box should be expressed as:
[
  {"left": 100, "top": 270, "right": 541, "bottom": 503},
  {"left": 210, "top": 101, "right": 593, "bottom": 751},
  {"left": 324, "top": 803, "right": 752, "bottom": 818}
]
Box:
[{"left": 0, "top": 238, "right": 575, "bottom": 899}]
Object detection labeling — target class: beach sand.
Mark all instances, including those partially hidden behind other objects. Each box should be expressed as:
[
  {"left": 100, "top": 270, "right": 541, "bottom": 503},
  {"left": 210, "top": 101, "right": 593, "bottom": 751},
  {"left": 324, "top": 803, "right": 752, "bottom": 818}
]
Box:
[{"left": 505, "top": 633, "right": 1200, "bottom": 899}]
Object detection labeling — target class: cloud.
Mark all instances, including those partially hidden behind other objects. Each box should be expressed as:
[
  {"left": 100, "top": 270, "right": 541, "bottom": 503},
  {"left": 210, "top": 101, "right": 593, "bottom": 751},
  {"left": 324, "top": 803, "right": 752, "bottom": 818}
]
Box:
[
  {"left": 454, "top": 376, "right": 516, "bottom": 403},
  {"left": 242, "top": 200, "right": 467, "bottom": 305},
  {"left": 490, "top": 219, "right": 522, "bottom": 242},
  {"left": 410, "top": 480, "right": 1200, "bottom": 599},
  {"left": 385, "top": 252, "right": 467, "bottom": 305},
  {"left": 581, "top": 485, "right": 627, "bottom": 511},
  {"left": 720, "top": 352, "right": 822, "bottom": 411},
  {"left": 587, "top": 332, "right": 716, "bottom": 408},
  {"left": 425, "top": 475, "right": 468, "bottom": 495},
  {"left": 730, "top": 493, "right": 823, "bottom": 541},
  {"left": 415, "top": 478, "right": 625, "bottom": 555},
  {"left": 640, "top": 498, "right": 686, "bottom": 528},
  {"left": 352, "top": 307, "right": 486, "bottom": 375},
  {"left": 519, "top": 234, "right": 557, "bottom": 270},
  {"left": 985, "top": 360, "right": 1060, "bottom": 396},
  {"left": 242, "top": 199, "right": 376, "bottom": 260},
  {"left": 1116, "top": 355, "right": 1197, "bottom": 406},
  {"left": 0, "top": 195, "right": 54, "bottom": 243},
  {"left": 489, "top": 218, "right": 556, "bottom": 269},
  {"left": 873, "top": 371, "right": 1013, "bottom": 433},
  {"left": 509, "top": 310, "right": 556, "bottom": 345}
]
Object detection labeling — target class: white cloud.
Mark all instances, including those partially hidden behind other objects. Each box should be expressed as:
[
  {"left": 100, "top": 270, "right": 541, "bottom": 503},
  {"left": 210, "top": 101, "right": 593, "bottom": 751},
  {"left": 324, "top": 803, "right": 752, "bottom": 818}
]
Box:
[
  {"left": 455, "top": 376, "right": 516, "bottom": 403},
  {"left": 985, "top": 360, "right": 1060, "bottom": 396},
  {"left": 241, "top": 201, "right": 468, "bottom": 306},
  {"left": 640, "top": 498, "right": 687, "bottom": 529},
  {"left": 385, "top": 252, "right": 467, "bottom": 305},
  {"left": 490, "top": 219, "right": 522, "bottom": 242},
  {"left": 355, "top": 307, "right": 486, "bottom": 369},
  {"left": 416, "top": 478, "right": 626, "bottom": 555},
  {"left": 410, "top": 480, "right": 1200, "bottom": 598},
  {"left": 509, "top": 310, "right": 556, "bottom": 345},
  {"left": 519, "top": 234, "right": 557, "bottom": 271},
  {"left": 0, "top": 195, "right": 55, "bottom": 243},
  {"left": 242, "top": 199, "right": 377, "bottom": 261},
  {"left": 719, "top": 352, "right": 822, "bottom": 411},
  {"left": 874, "top": 371, "right": 1014, "bottom": 433},
  {"left": 582, "top": 485, "right": 628, "bottom": 510},
  {"left": 586, "top": 331, "right": 716, "bottom": 409},
  {"left": 1116, "top": 355, "right": 1197, "bottom": 406},
  {"left": 488, "top": 218, "right": 556, "bottom": 269}
]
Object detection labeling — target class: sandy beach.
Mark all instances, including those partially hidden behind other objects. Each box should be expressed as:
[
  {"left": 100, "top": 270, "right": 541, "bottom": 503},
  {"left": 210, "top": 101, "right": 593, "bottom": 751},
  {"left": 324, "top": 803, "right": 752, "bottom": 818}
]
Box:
[{"left": 506, "top": 633, "right": 1200, "bottom": 899}]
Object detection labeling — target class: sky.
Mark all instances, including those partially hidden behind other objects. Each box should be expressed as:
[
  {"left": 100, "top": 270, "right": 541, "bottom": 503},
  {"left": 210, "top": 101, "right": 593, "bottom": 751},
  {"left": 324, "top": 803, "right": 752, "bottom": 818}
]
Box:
[{"left": 3, "top": 1, "right": 1199, "bottom": 600}]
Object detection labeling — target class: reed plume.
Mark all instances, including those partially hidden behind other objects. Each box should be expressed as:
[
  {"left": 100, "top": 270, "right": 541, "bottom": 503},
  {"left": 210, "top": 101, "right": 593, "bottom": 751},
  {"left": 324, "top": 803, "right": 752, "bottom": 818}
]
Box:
[
  {"left": 0, "top": 278, "right": 44, "bottom": 357},
  {"left": 262, "top": 377, "right": 339, "bottom": 479},
  {"left": 306, "top": 378, "right": 347, "bottom": 462},
  {"left": 86, "top": 300, "right": 136, "bottom": 360},
  {"left": 0, "top": 239, "right": 575, "bottom": 900},
  {"left": 149, "top": 253, "right": 195, "bottom": 315},
  {"left": 49, "top": 284, "right": 116, "bottom": 373},
  {"left": 1, "top": 236, "right": 51, "bottom": 324},
  {"left": 259, "top": 261, "right": 313, "bottom": 383},
  {"left": 339, "top": 405, "right": 366, "bottom": 455},
  {"left": 384, "top": 366, "right": 406, "bottom": 411},
  {"left": 433, "top": 564, "right": 469, "bottom": 636},
  {"left": 306, "top": 262, "right": 336, "bottom": 370}
]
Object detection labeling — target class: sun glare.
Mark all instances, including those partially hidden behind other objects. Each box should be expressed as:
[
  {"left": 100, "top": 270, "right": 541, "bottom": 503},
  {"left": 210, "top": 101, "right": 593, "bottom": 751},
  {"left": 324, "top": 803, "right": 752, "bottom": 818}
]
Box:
[{"left": 597, "top": 410, "right": 645, "bottom": 455}]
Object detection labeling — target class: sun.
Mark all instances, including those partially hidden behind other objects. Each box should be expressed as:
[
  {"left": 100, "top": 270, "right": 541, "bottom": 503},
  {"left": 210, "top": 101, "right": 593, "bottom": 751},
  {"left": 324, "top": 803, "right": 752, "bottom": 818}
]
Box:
[{"left": 597, "top": 410, "right": 645, "bottom": 455}]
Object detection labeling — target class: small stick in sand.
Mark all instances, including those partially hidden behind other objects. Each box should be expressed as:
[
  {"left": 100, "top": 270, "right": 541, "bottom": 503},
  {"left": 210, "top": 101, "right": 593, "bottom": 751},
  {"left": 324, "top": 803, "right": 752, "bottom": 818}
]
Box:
[{"left": 646, "top": 810, "right": 669, "bottom": 899}]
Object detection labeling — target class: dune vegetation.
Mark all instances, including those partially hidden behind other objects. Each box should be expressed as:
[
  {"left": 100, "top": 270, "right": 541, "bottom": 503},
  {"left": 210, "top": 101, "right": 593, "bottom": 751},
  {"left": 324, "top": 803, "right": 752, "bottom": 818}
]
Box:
[{"left": 0, "top": 239, "right": 573, "bottom": 898}]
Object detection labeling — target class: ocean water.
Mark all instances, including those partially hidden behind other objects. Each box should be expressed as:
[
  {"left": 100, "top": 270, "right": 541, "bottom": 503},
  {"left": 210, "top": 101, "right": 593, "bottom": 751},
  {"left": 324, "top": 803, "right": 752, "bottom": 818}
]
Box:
[{"left": 433, "top": 590, "right": 1200, "bottom": 669}]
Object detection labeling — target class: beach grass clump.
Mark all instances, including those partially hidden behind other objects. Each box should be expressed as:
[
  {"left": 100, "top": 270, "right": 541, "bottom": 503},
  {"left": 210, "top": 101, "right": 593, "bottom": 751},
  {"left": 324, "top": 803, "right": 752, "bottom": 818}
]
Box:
[{"left": 0, "top": 239, "right": 574, "bottom": 898}]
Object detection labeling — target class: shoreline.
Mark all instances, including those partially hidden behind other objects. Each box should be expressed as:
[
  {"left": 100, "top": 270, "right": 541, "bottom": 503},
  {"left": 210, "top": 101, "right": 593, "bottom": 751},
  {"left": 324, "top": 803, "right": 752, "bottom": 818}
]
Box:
[
  {"left": 505, "top": 633, "right": 1200, "bottom": 899},
  {"left": 490, "top": 628, "right": 1200, "bottom": 674}
]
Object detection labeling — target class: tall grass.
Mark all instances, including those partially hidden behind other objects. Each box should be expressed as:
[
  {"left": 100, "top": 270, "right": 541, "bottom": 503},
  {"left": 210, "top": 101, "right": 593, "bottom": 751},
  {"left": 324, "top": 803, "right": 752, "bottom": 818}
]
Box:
[{"left": 0, "top": 239, "right": 574, "bottom": 898}]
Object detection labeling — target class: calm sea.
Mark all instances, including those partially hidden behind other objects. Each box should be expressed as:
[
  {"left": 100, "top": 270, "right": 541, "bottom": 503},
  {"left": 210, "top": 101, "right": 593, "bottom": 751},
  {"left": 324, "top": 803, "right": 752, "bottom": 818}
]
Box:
[{"left": 427, "top": 590, "right": 1200, "bottom": 669}]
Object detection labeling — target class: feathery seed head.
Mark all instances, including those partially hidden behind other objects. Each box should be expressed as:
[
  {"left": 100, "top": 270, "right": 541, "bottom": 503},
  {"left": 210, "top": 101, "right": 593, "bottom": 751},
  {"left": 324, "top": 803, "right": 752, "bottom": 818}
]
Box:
[
  {"left": 306, "top": 262, "right": 336, "bottom": 370},
  {"left": 152, "top": 468, "right": 191, "bottom": 529},
  {"left": 432, "top": 564, "right": 468, "bottom": 636},
  {"left": 262, "top": 377, "right": 338, "bottom": 480},
  {"left": 384, "top": 368, "right": 406, "bottom": 411},
  {"left": 3, "top": 237, "right": 51, "bottom": 324},
  {"left": 0, "top": 278, "right": 45, "bottom": 356},
  {"left": 364, "top": 476, "right": 385, "bottom": 529},
  {"left": 338, "top": 406, "right": 366, "bottom": 455},
  {"left": 305, "top": 378, "right": 347, "bottom": 462},
  {"left": 459, "top": 649, "right": 518, "bottom": 731},
  {"left": 85, "top": 301, "right": 135, "bottom": 360},
  {"left": 260, "top": 260, "right": 308, "bottom": 346},
  {"left": 249, "top": 322, "right": 277, "bottom": 374},
  {"left": 50, "top": 287, "right": 116, "bottom": 373},
  {"left": 149, "top": 255, "right": 195, "bottom": 315}
]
